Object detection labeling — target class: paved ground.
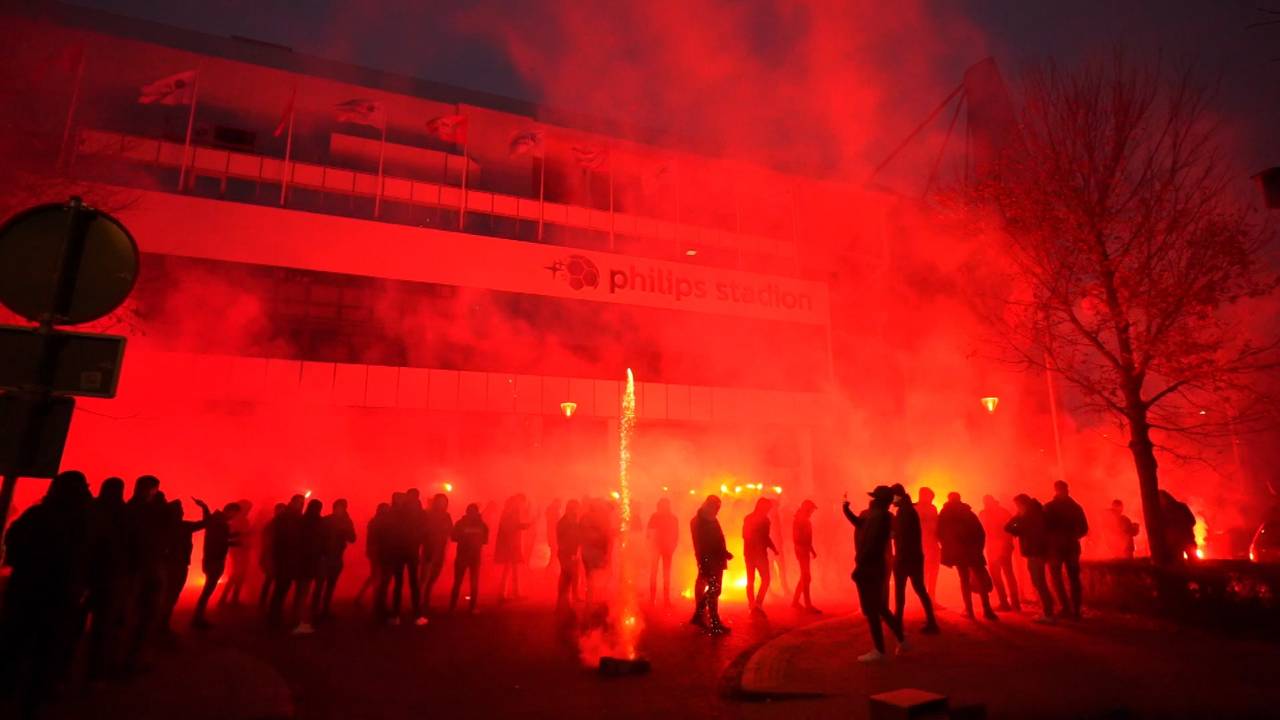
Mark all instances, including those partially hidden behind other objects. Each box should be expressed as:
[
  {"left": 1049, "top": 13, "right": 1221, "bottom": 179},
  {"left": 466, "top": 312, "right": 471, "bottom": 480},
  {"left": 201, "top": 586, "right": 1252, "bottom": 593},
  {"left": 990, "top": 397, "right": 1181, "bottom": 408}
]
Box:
[
  {"left": 734, "top": 607, "right": 1280, "bottom": 719},
  {"left": 18, "top": 596, "right": 1280, "bottom": 719}
]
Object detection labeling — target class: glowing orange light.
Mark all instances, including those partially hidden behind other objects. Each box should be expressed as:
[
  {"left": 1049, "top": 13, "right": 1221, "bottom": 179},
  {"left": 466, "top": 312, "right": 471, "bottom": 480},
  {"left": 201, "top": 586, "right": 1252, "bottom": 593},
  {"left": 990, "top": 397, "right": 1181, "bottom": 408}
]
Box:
[
  {"left": 734, "top": 486, "right": 743, "bottom": 494},
  {"left": 303, "top": 489, "right": 312, "bottom": 499},
  {"left": 680, "top": 587, "right": 694, "bottom": 599},
  {"left": 1194, "top": 515, "right": 1208, "bottom": 560},
  {"left": 685, "top": 248, "right": 697, "bottom": 256},
  {"left": 720, "top": 483, "right": 729, "bottom": 494},
  {"left": 610, "top": 490, "right": 621, "bottom": 500},
  {"left": 560, "top": 401, "right": 578, "bottom": 418},
  {"left": 980, "top": 396, "right": 1000, "bottom": 413},
  {"left": 661, "top": 485, "right": 669, "bottom": 492},
  {"left": 443, "top": 482, "right": 454, "bottom": 493},
  {"left": 772, "top": 485, "right": 783, "bottom": 494},
  {"left": 688, "top": 489, "right": 696, "bottom": 495}
]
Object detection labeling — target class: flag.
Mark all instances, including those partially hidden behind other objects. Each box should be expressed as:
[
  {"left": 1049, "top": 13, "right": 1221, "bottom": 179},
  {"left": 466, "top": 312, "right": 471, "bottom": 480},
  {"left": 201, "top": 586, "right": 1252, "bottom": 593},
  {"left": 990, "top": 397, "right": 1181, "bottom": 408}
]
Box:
[
  {"left": 509, "top": 128, "right": 545, "bottom": 158},
  {"left": 334, "top": 98, "right": 384, "bottom": 128},
  {"left": 572, "top": 143, "right": 607, "bottom": 170},
  {"left": 273, "top": 86, "right": 297, "bottom": 137},
  {"left": 426, "top": 114, "right": 468, "bottom": 144},
  {"left": 138, "top": 70, "right": 197, "bottom": 105}
]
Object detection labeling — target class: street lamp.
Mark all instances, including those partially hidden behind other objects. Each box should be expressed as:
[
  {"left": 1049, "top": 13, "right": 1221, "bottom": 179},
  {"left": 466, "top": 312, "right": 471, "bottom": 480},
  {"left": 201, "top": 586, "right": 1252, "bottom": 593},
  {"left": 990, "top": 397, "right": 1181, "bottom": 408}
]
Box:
[
  {"left": 560, "top": 401, "right": 578, "bottom": 418},
  {"left": 980, "top": 396, "right": 1000, "bottom": 414}
]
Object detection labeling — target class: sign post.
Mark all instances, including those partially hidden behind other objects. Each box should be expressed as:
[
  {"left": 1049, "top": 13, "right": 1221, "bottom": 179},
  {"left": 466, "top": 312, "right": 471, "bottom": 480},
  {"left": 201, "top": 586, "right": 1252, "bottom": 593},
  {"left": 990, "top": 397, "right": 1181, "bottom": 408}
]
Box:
[{"left": 0, "top": 197, "right": 138, "bottom": 556}]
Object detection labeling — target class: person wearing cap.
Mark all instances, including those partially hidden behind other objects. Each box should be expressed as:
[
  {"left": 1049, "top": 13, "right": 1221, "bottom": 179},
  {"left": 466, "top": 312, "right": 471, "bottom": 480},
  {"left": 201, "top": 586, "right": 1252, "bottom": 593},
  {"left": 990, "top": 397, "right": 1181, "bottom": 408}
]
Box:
[
  {"left": 938, "top": 492, "right": 999, "bottom": 621},
  {"left": 791, "top": 500, "right": 821, "bottom": 613},
  {"left": 843, "top": 485, "right": 906, "bottom": 662},
  {"left": 890, "top": 484, "right": 938, "bottom": 633}
]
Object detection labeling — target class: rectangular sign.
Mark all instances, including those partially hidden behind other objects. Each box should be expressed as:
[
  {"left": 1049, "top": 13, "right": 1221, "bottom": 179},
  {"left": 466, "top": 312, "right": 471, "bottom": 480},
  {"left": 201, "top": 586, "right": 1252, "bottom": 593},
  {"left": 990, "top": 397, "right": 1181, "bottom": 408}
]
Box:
[
  {"left": 113, "top": 188, "right": 831, "bottom": 326},
  {"left": 0, "top": 326, "right": 127, "bottom": 398}
]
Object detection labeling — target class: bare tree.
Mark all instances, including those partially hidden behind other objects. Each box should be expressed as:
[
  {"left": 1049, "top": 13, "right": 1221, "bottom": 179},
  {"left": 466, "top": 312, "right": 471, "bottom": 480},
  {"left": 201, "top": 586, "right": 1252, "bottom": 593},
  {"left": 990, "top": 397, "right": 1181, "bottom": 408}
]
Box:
[{"left": 959, "top": 56, "right": 1279, "bottom": 566}]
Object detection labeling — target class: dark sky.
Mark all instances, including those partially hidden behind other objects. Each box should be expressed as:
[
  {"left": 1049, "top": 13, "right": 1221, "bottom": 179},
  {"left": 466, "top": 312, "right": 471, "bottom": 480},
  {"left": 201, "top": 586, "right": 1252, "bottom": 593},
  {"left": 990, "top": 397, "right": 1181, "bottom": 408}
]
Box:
[{"left": 72, "top": 0, "right": 1279, "bottom": 166}]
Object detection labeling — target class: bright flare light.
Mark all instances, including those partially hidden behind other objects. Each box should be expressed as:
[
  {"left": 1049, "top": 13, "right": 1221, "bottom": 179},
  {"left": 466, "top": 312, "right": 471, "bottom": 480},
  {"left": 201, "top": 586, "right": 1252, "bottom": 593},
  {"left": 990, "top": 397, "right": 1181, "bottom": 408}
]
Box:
[
  {"left": 303, "top": 489, "right": 312, "bottom": 499},
  {"left": 443, "top": 482, "right": 454, "bottom": 493},
  {"left": 980, "top": 396, "right": 1000, "bottom": 413}
]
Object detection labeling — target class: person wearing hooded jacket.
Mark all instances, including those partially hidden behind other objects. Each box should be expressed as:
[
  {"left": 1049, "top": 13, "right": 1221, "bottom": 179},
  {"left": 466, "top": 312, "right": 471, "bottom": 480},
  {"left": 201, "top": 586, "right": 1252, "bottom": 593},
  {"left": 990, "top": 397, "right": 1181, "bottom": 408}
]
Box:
[
  {"left": 791, "top": 499, "right": 821, "bottom": 613},
  {"left": 690, "top": 495, "right": 733, "bottom": 634},
  {"left": 937, "top": 492, "right": 998, "bottom": 621},
  {"left": 890, "top": 484, "right": 938, "bottom": 633}
]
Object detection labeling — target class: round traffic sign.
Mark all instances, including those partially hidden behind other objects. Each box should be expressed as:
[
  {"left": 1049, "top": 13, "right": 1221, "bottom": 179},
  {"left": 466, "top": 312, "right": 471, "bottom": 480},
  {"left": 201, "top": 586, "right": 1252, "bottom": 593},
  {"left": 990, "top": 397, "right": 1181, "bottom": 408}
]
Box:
[{"left": 0, "top": 201, "right": 140, "bottom": 325}]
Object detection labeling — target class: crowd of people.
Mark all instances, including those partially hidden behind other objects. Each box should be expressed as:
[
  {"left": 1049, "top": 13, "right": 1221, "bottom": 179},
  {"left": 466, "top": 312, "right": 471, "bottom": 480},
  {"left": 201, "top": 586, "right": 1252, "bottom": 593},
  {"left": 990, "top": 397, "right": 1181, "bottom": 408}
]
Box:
[{"left": 0, "top": 469, "right": 1207, "bottom": 714}]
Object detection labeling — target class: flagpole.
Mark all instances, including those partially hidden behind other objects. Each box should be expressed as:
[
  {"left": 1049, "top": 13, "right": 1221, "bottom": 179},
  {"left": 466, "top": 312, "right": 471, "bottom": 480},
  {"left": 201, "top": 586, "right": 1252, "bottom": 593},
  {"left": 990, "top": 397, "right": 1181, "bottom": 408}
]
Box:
[
  {"left": 608, "top": 143, "right": 615, "bottom": 251},
  {"left": 458, "top": 133, "right": 469, "bottom": 231},
  {"left": 537, "top": 142, "right": 546, "bottom": 242},
  {"left": 375, "top": 110, "right": 387, "bottom": 218},
  {"left": 279, "top": 99, "right": 295, "bottom": 206},
  {"left": 177, "top": 67, "right": 201, "bottom": 192},
  {"left": 57, "top": 48, "right": 87, "bottom": 174}
]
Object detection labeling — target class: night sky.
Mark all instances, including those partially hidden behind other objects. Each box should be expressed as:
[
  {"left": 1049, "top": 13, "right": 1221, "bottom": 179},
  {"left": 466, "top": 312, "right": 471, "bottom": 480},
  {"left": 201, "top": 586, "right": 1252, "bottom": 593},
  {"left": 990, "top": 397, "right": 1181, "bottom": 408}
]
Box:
[{"left": 68, "top": 0, "right": 1280, "bottom": 171}]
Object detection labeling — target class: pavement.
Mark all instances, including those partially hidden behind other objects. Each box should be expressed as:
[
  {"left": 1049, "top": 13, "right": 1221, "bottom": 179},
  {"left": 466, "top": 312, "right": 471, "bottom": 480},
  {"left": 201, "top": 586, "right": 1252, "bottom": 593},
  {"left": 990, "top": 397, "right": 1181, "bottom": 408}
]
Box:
[
  {"left": 16, "top": 594, "right": 1280, "bottom": 719},
  {"left": 729, "top": 606, "right": 1280, "bottom": 719}
]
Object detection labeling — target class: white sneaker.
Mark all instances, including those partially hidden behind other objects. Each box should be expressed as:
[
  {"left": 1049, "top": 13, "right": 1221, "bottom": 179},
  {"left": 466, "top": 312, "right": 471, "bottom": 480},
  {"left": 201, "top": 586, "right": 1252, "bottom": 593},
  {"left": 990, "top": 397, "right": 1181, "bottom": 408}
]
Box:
[
  {"left": 291, "top": 623, "right": 314, "bottom": 635},
  {"left": 895, "top": 640, "right": 910, "bottom": 656},
  {"left": 414, "top": 616, "right": 429, "bottom": 626},
  {"left": 857, "top": 649, "right": 884, "bottom": 663}
]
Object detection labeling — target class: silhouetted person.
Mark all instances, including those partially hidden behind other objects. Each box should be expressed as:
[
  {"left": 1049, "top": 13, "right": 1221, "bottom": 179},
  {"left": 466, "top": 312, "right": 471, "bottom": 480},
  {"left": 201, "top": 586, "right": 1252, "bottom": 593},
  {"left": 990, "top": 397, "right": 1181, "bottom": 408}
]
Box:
[
  {"left": 791, "top": 500, "right": 821, "bottom": 613},
  {"left": 691, "top": 495, "right": 733, "bottom": 634},
  {"left": 544, "top": 499, "right": 562, "bottom": 572},
  {"left": 218, "top": 499, "right": 253, "bottom": 607},
  {"left": 647, "top": 498, "right": 679, "bottom": 607},
  {"left": 938, "top": 492, "right": 998, "bottom": 621},
  {"left": 580, "top": 500, "right": 612, "bottom": 609},
  {"left": 267, "top": 494, "right": 306, "bottom": 628},
  {"left": 1006, "top": 494, "right": 1055, "bottom": 622},
  {"left": 890, "top": 485, "right": 937, "bottom": 633},
  {"left": 314, "top": 498, "right": 355, "bottom": 622},
  {"left": 1160, "top": 490, "right": 1197, "bottom": 563},
  {"left": 449, "top": 503, "right": 489, "bottom": 613},
  {"left": 743, "top": 498, "right": 778, "bottom": 615},
  {"left": 355, "top": 503, "right": 389, "bottom": 607},
  {"left": 377, "top": 492, "right": 426, "bottom": 625},
  {"left": 0, "top": 471, "right": 93, "bottom": 718},
  {"left": 1102, "top": 499, "right": 1139, "bottom": 559},
  {"left": 86, "top": 477, "right": 129, "bottom": 682},
  {"left": 768, "top": 500, "right": 789, "bottom": 600},
  {"left": 1044, "top": 481, "right": 1088, "bottom": 619},
  {"left": 257, "top": 503, "right": 287, "bottom": 611},
  {"left": 980, "top": 495, "right": 1020, "bottom": 612},
  {"left": 192, "top": 502, "right": 242, "bottom": 628},
  {"left": 556, "top": 500, "right": 583, "bottom": 613},
  {"left": 420, "top": 494, "right": 452, "bottom": 613},
  {"left": 124, "top": 475, "right": 166, "bottom": 671},
  {"left": 916, "top": 487, "right": 941, "bottom": 600},
  {"left": 288, "top": 499, "right": 326, "bottom": 634},
  {"left": 495, "top": 494, "right": 531, "bottom": 603},
  {"left": 844, "top": 486, "right": 906, "bottom": 661},
  {"left": 161, "top": 498, "right": 209, "bottom": 635}
]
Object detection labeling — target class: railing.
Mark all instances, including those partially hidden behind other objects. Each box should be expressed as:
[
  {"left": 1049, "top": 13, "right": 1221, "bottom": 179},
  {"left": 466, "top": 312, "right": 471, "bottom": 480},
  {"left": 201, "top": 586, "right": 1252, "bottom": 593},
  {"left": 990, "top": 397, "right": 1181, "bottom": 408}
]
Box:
[
  {"left": 1082, "top": 560, "right": 1280, "bottom": 639},
  {"left": 74, "top": 129, "right": 801, "bottom": 274}
]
